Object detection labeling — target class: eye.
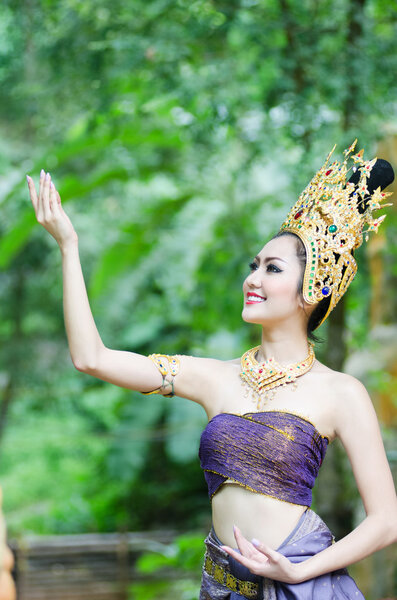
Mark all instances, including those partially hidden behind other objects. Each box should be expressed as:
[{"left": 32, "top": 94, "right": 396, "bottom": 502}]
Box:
[
  {"left": 248, "top": 261, "right": 258, "bottom": 271},
  {"left": 266, "top": 264, "right": 281, "bottom": 273}
]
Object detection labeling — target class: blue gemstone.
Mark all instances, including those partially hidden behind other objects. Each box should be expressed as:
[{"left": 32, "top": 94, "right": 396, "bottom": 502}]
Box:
[{"left": 322, "top": 286, "right": 330, "bottom": 296}]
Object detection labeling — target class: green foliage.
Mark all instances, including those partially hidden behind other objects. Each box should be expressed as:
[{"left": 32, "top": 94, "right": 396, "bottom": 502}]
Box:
[
  {"left": 129, "top": 579, "right": 200, "bottom": 600},
  {"left": 129, "top": 532, "right": 204, "bottom": 600},
  {"left": 0, "top": 0, "right": 396, "bottom": 548},
  {"left": 136, "top": 532, "right": 204, "bottom": 573}
]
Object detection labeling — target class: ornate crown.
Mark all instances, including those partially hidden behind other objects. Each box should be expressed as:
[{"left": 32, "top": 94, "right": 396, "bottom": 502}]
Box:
[{"left": 280, "top": 140, "right": 393, "bottom": 328}]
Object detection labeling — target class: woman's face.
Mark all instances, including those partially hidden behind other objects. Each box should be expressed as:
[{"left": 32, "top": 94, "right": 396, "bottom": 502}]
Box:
[{"left": 242, "top": 235, "right": 306, "bottom": 327}]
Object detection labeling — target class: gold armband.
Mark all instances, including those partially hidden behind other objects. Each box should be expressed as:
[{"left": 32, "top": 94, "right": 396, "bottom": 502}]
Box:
[{"left": 143, "top": 354, "right": 180, "bottom": 397}]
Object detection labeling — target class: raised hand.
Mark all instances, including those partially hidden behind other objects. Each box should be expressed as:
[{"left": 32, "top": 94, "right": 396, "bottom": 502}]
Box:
[
  {"left": 27, "top": 170, "right": 78, "bottom": 248},
  {"left": 220, "top": 525, "right": 301, "bottom": 584}
]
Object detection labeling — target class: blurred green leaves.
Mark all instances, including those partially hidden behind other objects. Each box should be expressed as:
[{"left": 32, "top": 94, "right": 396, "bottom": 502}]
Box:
[
  {"left": 129, "top": 531, "right": 204, "bottom": 600},
  {"left": 0, "top": 0, "right": 396, "bottom": 541}
]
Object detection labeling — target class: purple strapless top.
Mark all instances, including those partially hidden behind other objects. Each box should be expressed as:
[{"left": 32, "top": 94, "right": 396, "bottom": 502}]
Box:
[{"left": 198, "top": 411, "right": 329, "bottom": 507}]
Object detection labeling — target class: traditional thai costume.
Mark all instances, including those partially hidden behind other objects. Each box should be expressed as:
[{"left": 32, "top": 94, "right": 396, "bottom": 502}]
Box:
[
  {"left": 144, "top": 142, "right": 394, "bottom": 599},
  {"left": 198, "top": 411, "right": 365, "bottom": 599}
]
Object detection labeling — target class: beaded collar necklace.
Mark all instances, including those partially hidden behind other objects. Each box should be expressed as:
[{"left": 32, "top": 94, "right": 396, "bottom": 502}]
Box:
[{"left": 239, "top": 344, "right": 315, "bottom": 410}]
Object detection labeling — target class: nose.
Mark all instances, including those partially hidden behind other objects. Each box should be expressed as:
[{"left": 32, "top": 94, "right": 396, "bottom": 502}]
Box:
[{"left": 245, "top": 269, "right": 262, "bottom": 288}]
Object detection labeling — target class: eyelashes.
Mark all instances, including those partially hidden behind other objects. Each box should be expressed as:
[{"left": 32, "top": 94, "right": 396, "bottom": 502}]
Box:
[
  {"left": 267, "top": 264, "right": 281, "bottom": 273},
  {"left": 248, "top": 262, "right": 281, "bottom": 273}
]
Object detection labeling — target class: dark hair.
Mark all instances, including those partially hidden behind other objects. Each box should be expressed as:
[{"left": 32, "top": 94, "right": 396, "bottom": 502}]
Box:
[{"left": 271, "top": 231, "right": 330, "bottom": 341}]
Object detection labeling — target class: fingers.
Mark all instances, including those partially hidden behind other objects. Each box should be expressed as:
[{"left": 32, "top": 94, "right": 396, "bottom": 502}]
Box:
[
  {"left": 27, "top": 170, "right": 60, "bottom": 222},
  {"left": 223, "top": 527, "right": 293, "bottom": 582},
  {"left": 233, "top": 526, "right": 262, "bottom": 560},
  {"left": 252, "top": 538, "right": 279, "bottom": 561},
  {"left": 38, "top": 169, "right": 45, "bottom": 218},
  {"left": 50, "top": 182, "right": 60, "bottom": 216},
  {"left": 220, "top": 526, "right": 270, "bottom": 572},
  {"left": 220, "top": 545, "right": 258, "bottom": 571},
  {"left": 26, "top": 175, "right": 39, "bottom": 212},
  {"left": 42, "top": 173, "right": 52, "bottom": 221}
]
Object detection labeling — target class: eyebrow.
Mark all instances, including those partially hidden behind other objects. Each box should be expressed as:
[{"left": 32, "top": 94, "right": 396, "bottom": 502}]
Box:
[{"left": 254, "top": 255, "right": 287, "bottom": 264}]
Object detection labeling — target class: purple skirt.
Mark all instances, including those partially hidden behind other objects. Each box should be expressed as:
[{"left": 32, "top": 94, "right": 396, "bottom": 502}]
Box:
[{"left": 199, "top": 508, "right": 365, "bottom": 599}]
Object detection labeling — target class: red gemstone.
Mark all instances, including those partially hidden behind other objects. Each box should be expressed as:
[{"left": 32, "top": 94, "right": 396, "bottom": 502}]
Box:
[
  {"left": 325, "top": 169, "right": 332, "bottom": 176},
  {"left": 294, "top": 210, "right": 303, "bottom": 219},
  {"left": 259, "top": 369, "right": 263, "bottom": 373}
]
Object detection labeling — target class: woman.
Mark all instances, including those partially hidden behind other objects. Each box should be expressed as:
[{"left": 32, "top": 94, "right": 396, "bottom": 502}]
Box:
[{"left": 26, "top": 141, "right": 397, "bottom": 599}]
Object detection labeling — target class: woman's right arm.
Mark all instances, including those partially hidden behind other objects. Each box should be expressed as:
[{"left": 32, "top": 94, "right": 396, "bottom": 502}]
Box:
[{"left": 26, "top": 172, "right": 225, "bottom": 409}]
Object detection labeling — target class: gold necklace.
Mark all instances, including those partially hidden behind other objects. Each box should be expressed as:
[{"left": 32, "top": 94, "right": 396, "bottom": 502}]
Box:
[{"left": 239, "top": 343, "right": 315, "bottom": 410}]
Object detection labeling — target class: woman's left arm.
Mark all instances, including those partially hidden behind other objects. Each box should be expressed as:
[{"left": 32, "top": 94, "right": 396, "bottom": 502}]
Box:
[
  {"left": 222, "top": 375, "right": 397, "bottom": 583},
  {"left": 296, "top": 375, "right": 397, "bottom": 581}
]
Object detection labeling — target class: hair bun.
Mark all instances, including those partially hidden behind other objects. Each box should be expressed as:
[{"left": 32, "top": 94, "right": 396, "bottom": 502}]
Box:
[
  {"left": 348, "top": 158, "right": 394, "bottom": 192},
  {"left": 348, "top": 158, "right": 394, "bottom": 214}
]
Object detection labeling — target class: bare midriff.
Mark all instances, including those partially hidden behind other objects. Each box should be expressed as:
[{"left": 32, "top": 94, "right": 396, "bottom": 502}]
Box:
[{"left": 211, "top": 482, "right": 307, "bottom": 549}]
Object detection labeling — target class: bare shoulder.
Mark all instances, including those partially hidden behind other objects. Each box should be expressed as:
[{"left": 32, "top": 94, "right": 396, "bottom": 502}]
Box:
[
  {"left": 173, "top": 353, "right": 240, "bottom": 408},
  {"left": 313, "top": 361, "right": 376, "bottom": 439},
  {"left": 312, "top": 359, "right": 368, "bottom": 398},
  {"left": 329, "top": 368, "right": 369, "bottom": 404}
]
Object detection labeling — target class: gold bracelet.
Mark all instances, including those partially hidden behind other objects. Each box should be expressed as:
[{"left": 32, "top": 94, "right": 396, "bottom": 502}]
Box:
[{"left": 143, "top": 354, "right": 180, "bottom": 397}]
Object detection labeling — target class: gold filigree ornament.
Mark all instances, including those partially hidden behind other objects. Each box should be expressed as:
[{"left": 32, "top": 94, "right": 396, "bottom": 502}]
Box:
[
  {"left": 280, "top": 140, "right": 393, "bottom": 328},
  {"left": 239, "top": 344, "right": 316, "bottom": 410},
  {"left": 142, "top": 354, "right": 180, "bottom": 397}
]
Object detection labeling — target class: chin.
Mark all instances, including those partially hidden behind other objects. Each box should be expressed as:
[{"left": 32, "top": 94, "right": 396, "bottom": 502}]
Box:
[
  {"left": 242, "top": 305, "right": 295, "bottom": 327},
  {"left": 241, "top": 307, "right": 266, "bottom": 325}
]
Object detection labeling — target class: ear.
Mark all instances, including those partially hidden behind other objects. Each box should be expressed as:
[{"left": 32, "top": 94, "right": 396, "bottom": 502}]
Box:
[
  {"left": 299, "top": 293, "right": 318, "bottom": 315},
  {"left": 298, "top": 294, "right": 305, "bottom": 309},
  {"left": 297, "top": 291, "right": 307, "bottom": 310}
]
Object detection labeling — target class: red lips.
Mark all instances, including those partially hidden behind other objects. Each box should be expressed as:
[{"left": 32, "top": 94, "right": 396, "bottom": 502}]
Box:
[{"left": 246, "top": 292, "right": 267, "bottom": 304}]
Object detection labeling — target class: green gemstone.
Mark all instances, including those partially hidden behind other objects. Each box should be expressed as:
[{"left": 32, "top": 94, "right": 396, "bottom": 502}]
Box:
[{"left": 329, "top": 224, "right": 338, "bottom": 233}]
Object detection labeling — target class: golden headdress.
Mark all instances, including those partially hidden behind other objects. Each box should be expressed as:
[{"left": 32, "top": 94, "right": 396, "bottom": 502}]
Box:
[{"left": 280, "top": 140, "right": 394, "bottom": 328}]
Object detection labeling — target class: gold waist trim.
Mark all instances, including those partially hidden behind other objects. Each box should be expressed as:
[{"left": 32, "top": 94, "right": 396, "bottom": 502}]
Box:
[{"left": 204, "top": 551, "right": 258, "bottom": 598}]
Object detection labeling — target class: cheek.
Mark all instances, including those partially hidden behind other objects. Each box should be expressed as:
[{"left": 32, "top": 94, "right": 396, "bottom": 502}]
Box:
[{"left": 267, "top": 277, "right": 298, "bottom": 299}]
